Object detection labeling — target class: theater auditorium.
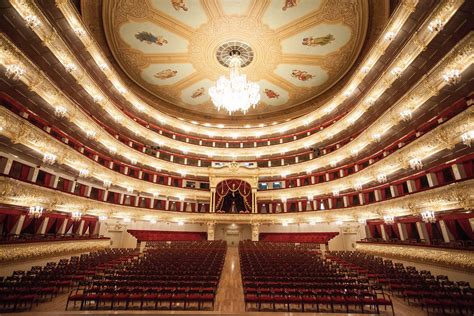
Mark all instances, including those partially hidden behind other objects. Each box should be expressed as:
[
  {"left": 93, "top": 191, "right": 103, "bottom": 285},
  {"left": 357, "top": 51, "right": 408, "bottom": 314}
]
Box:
[{"left": 0, "top": 0, "right": 473, "bottom": 315}]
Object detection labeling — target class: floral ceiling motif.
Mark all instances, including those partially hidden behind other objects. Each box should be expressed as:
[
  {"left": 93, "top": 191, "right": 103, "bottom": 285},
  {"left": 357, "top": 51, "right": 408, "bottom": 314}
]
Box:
[{"left": 101, "top": 0, "right": 370, "bottom": 118}]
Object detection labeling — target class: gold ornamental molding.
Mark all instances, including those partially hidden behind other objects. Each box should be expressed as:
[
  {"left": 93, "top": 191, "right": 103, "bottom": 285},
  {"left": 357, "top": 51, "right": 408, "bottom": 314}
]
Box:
[
  {"left": 0, "top": 238, "right": 110, "bottom": 263},
  {"left": 0, "top": 176, "right": 472, "bottom": 225},
  {"left": 355, "top": 243, "right": 474, "bottom": 272},
  {"left": 1, "top": 30, "right": 472, "bottom": 179},
  {"left": 0, "top": 106, "right": 209, "bottom": 201},
  {"left": 9, "top": 0, "right": 459, "bottom": 153},
  {"left": 52, "top": 0, "right": 425, "bottom": 135},
  {"left": 0, "top": 102, "right": 472, "bottom": 200}
]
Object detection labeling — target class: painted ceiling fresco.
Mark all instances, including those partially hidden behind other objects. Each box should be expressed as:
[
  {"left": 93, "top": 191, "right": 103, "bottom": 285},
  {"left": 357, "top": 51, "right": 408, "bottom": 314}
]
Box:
[{"left": 102, "top": 0, "right": 369, "bottom": 117}]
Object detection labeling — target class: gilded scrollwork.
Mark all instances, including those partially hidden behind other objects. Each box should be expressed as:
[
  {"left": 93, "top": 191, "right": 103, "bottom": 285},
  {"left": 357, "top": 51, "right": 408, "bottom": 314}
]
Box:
[
  {"left": 0, "top": 176, "right": 472, "bottom": 225},
  {"left": 0, "top": 239, "right": 110, "bottom": 263},
  {"left": 356, "top": 243, "right": 474, "bottom": 272}
]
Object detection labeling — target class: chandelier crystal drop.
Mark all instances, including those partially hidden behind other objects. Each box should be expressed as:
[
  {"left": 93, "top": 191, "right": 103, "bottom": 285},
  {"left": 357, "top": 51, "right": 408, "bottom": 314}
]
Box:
[{"left": 209, "top": 52, "right": 260, "bottom": 115}]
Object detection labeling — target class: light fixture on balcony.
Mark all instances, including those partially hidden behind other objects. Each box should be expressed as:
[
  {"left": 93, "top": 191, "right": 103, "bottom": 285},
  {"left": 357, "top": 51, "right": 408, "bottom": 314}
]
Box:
[
  {"left": 391, "top": 67, "right": 403, "bottom": 77},
  {"left": 42, "top": 153, "right": 57, "bottom": 165},
  {"left": 78, "top": 168, "right": 89, "bottom": 178},
  {"left": 428, "top": 19, "right": 444, "bottom": 32},
  {"left": 64, "top": 63, "right": 77, "bottom": 73},
  {"left": 123, "top": 217, "right": 131, "bottom": 223},
  {"left": 354, "top": 182, "right": 363, "bottom": 191},
  {"left": 372, "top": 133, "right": 382, "bottom": 142},
  {"left": 442, "top": 69, "right": 461, "bottom": 85},
  {"left": 5, "top": 65, "right": 24, "bottom": 80},
  {"left": 71, "top": 211, "right": 82, "bottom": 221},
  {"left": 383, "top": 215, "right": 395, "bottom": 225},
  {"left": 99, "top": 215, "right": 108, "bottom": 221},
  {"left": 461, "top": 131, "right": 474, "bottom": 147},
  {"left": 409, "top": 158, "right": 423, "bottom": 170},
  {"left": 384, "top": 31, "right": 395, "bottom": 41},
  {"left": 377, "top": 173, "right": 388, "bottom": 183},
  {"left": 400, "top": 109, "right": 412, "bottom": 122},
  {"left": 103, "top": 179, "right": 112, "bottom": 188},
  {"left": 358, "top": 218, "right": 367, "bottom": 224},
  {"left": 28, "top": 206, "right": 43, "bottom": 218},
  {"left": 54, "top": 106, "right": 67, "bottom": 118},
  {"left": 332, "top": 190, "right": 340, "bottom": 197},
  {"left": 126, "top": 187, "right": 134, "bottom": 194},
  {"left": 25, "top": 15, "right": 41, "bottom": 28},
  {"left": 73, "top": 27, "right": 86, "bottom": 37},
  {"left": 86, "top": 130, "right": 96, "bottom": 139},
  {"left": 209, "top": 44, "right": 260, "bottom": 114},
  {"left": 421, "top": 211, "right": 436, "bottom": 223}
]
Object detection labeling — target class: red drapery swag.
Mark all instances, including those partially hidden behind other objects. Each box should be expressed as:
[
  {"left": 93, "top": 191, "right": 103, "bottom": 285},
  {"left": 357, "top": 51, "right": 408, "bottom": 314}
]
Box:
[
  {"left": 455, "top": 218, "right": 474, "bottom": 240},
  {"left": 6, "top": 214, "right": 21, "bottom": 233},
  {"left": 215, "top": 179, "right": 252, "bottom": 213},
  {"left": 54, "top": 218, "right": 65, "bottom": 234},
  {"left": 375, "top": 224, "right": 383, "bottom": 238},
  {"left": 64, "top": 219, "right": 74, "bottom": 234},
  {"left": 21, "top": 215, "right": 33, "bottom": 233},
  {"left": 44, "top": 217, "right": 57, "bottom": 234},
  {"left": 72, "top": 220, "right": 82, "bottom": 235},
  {"left": 391, "top": 224, "right": 401, "bottom": 239},
  {"left": 367, "top": 223, "right": 378, "bottom": 238}
]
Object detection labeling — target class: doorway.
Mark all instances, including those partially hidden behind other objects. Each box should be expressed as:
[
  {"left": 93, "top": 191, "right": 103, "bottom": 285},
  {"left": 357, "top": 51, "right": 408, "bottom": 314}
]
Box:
[{"left": 215, "top": 224, "right": 251, "bottom": 247}]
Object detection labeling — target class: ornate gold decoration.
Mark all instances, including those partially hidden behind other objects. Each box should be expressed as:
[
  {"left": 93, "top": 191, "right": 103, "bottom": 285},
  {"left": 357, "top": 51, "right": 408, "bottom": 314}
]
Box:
[
  {"left": 356, "top": 243, "right": 474, "bottom": 272},
  {"left": 0, "top": 176, "right": 472, "bottom": 226},
  {"left": 0, "top": 239, "right": 110, "bottom": 263}
]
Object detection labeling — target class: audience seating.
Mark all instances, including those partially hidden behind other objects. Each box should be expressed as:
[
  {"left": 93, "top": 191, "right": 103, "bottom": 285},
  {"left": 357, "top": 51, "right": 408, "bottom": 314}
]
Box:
[
  {"left": 240, "top": 241, "right": 393, "bottom": 314},
  {"left": 327, "top": 251, "right": 474, "bottom": 315},
  {"left": 65, "top": 240, "right": 226, "bottom": 311},
  {"left": 0, "top": 248, "right": 137, "bottom": 312}
]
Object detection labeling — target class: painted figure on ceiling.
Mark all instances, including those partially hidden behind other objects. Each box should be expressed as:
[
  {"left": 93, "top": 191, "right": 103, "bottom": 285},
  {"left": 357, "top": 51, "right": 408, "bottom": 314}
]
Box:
[
  {"left": 302, "top": 34, "right": 335, "bottom": 47},
  {"left": 154, "top": 69, "right": 178, "bottom": 79},
  {"left": 291, "top": 70, "right": 314, "bottom": 81},
  {"left": 171, "top": 0, "right": 188, "bottom": 11},
  {"left": 135, "top": 31, "right": 168, "bottom": 46},
  {"left": 191, "top": 87, "right": 205, "bottom": 98},
  {"left": 282, "top": 0, "right": 297, "bottom": 11},
  {"left": 264, "top": 88, "right": 280, "bottom": 99}
]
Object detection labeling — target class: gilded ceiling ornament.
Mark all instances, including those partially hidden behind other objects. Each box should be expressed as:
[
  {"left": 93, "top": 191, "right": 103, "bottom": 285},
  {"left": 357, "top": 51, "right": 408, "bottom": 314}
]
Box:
[
  {"left": 291, "top": 70, "right": 314, "bottom": 81},
  {"left": 282, "top": 0, "right": 297, "bottom": 11},
  {"left": 116, "top": 0, "right": 148, "bottom": 18}
]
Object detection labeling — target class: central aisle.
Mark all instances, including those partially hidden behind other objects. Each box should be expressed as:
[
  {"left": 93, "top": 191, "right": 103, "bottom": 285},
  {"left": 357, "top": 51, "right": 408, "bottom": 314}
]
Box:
[{"left": 214, "top": 246, "right": 246, "bottom": 313}]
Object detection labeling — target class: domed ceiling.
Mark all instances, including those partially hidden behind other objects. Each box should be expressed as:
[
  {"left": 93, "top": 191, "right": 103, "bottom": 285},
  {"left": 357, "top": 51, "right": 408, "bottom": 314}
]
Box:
[{"left": 98, "top": 0, "right": 373, "bottom": 120}]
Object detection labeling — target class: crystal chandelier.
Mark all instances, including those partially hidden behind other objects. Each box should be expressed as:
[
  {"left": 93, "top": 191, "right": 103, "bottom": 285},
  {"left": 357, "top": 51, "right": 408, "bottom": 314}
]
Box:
[
  {"left": 383, "top": 215, "right": 395, "bottom": 225},
  {"left": 209, "top": 51, "right": 260, "bottom": 114},
  {"left": 71, "top": 211, "right": 82, "bottom": 221}
]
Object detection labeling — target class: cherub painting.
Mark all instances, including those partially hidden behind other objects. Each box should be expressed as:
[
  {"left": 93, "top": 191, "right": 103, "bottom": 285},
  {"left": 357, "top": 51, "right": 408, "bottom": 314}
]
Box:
[
  {"left": 171, "top": 0, "right": 188, "bottom": 11},
  {"left": 291, "top": 70, "right": 313, "bottom": 81},
  {"left": 302, "top": 34, "right": 335, "bottom": 47},
  {"left": 154, "top": 69, "right": 177, "bottom": 80},
  {"left": 264, "top": 88, "right": 280, "bottom": 99},
  {"left": 135, "top": 31, "right": 168, "bottom": 46},
  {"left": 282, "top": 0, "right": 297, "bottom": 11},
  {"left": 191, "top": 87, "right": 205, "bottom": 98}
]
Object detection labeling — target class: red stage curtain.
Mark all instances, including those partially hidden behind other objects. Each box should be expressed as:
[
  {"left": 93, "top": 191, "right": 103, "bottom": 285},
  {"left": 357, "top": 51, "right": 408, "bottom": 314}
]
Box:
[
  {"left": 259, "top": 232, "right": 339, "bottom": 243},
  {"left": 127, "top": 230, "right": 206, "bottom": 241}
]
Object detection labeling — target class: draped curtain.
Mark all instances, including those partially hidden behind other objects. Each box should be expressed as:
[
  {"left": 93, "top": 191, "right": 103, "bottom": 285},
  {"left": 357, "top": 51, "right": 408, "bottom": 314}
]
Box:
[{"left": 215, "top": 180, "right": 252, "bottom": 213}]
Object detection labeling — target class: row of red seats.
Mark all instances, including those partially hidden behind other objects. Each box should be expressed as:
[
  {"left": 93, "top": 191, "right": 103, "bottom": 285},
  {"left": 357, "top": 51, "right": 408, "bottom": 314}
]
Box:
[
  {"left": 66, "top": 240, "right": 226, "bottom": 311},
  {"left": 0, "top": 248, "right": 138, "bottom": 312},
  {"left": 240, "top": 241, "right": 394, "bottom": 314},
  {"left": 327, "top": 251, "right": 474, "bottom": 315}
]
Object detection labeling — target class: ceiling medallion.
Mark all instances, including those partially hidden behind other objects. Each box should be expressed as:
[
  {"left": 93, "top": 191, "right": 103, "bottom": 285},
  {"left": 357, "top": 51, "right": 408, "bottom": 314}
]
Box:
[{"left": 209, "top": 41, "right": 260, "bottom": 115}]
